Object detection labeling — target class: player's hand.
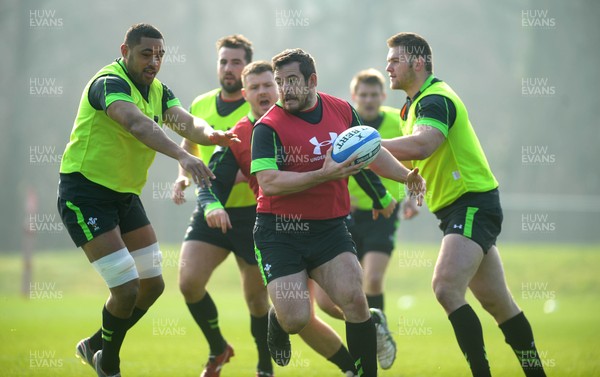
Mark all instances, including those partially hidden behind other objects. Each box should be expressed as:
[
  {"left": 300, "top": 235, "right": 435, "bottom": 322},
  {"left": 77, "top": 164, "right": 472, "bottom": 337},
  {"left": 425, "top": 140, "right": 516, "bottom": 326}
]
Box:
[
  {"left": 320, "top": 148, "right": 365, "bottom": 181},
  {"left": 205, "top": 208, "right": 232, "bottom": 234},
  {"left": 178, "top": 153, "right": 214, "bottom": 188},
  {"left": 402, "top": 197, "right": 419, "bottom": 220},
  {"left": 405, "top": 167, "right": 425, "bottom": 206},
  {"left": 373, "top": 197, "right": 398, "bottom": 220},
  {"left": 172, "top": 176, "right": 190, "bottom": 205},
  {"left": 209, "top": 130, "right": 240, "bottom": 147}
]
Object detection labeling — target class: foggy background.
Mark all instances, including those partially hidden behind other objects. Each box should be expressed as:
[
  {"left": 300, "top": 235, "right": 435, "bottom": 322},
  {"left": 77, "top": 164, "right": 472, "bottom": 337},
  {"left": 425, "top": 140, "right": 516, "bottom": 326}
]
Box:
[{"left": 1, "top": 0, "right": 599, "bottom": 252}]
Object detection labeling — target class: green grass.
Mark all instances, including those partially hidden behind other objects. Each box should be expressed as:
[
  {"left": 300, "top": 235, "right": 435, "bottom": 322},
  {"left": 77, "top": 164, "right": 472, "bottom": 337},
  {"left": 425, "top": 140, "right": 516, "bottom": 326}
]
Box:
[{"left": 1, "top": 243, "right": 599, "bottom": 376}]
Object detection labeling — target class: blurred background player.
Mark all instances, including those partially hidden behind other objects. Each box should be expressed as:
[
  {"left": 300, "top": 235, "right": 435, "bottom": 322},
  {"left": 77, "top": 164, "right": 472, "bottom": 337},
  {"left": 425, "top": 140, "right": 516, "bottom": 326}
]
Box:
[
  {"left": 197, "top": 60, "right": 363, "bottom": 376},
  {"left": 382, "top": 32, "right": 546, "bottom": 377},
  {"left": 171, "top": 35, "right": 272, "bottom": 377},
  {"left": 58, "top": 24, "right": 237, "bottom": 377},
  {"left": 346, "top": 68, "right": 420, "bottom": 369}
]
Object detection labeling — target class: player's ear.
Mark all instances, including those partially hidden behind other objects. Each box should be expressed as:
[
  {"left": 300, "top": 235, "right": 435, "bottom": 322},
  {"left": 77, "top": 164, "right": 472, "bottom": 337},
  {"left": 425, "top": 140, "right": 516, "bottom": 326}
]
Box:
[
  {"left": 241, "top": 87, "right": 247, "bottom": 100},
  {"left": 120, "top": 43, "right": 129, "bottom": 59},
  {"left": 308, "top": 73, "right": 317, "bottom": 89}
]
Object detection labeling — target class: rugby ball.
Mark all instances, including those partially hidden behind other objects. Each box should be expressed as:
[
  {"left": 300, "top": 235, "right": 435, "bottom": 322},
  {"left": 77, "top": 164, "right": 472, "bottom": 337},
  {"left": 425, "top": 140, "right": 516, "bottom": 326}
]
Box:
[{"left": 331, "top": 125, "right": 381, "bottom": 166}]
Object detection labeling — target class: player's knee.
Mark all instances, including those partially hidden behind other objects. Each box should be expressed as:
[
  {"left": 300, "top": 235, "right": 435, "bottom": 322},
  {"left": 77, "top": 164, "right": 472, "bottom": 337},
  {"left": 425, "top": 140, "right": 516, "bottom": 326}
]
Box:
[
  {"left": 130, "top": 243, "right": 163, "bottom": 280},
  {"left": 245, "top": 290, "right": 269, "bottom": 316},
  {"left": 92, "top": 247, "right": 139, "bottom": 289},
  {"left": 110, "top": 279, "right": 140, "bottom": 312},
  {"left": 280, "top": 313, "right": 310, "bottom": 334},
  {"left": 178, "top": 275, "right": 206, "bottom": 302},
  {"left": 432, "top": 277, "right": 459, "bottom": 308},
  {"left": 142, "top": 276, "right": 165, "bottom": 302}
]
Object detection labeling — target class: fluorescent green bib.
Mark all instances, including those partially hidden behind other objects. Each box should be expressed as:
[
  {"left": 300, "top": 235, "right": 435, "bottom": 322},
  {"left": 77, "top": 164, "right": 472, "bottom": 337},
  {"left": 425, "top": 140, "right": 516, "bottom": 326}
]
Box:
[
  {"left": 60, "top": 60, "right": 164, "bottom": 194},
  {"left": 406, "top": 80, "right": 498, "bottom": 212},
  {"left": 189, "top": 89, "right": 255, "bottom": 207}
]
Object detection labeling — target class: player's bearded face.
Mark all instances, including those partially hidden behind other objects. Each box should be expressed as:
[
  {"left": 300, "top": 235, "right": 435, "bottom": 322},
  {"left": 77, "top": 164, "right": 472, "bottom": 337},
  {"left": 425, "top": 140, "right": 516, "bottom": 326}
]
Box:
[
  {"left": 218, "top": 47, "right": 246, "bottom": 94},
  {"left": 275, "top": 63, "right": 312, "bottom": 113},
  {"left": 123, "top": 37, "right": 164, "bottom": 86}
]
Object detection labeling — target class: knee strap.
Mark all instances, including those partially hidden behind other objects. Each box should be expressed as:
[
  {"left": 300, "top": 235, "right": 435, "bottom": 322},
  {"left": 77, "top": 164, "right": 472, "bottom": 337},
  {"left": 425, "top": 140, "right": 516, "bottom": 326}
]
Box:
[
  {"left": 130, "top": 242, "right": 163, "bottom": 279},
  {"left": 91, "top": 248, "right": 138, "bottom": 288}
]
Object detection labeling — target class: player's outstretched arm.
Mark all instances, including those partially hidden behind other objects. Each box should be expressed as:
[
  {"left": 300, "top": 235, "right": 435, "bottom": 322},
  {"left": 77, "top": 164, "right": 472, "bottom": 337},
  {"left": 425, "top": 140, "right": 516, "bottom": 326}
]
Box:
[
  {"left": 163, "top": 106, "right": 240, "bottom": 147},
  {"left": 256, "top": 148, "right": 364, "bottom": 196},
  {"left": 381, "top": 126, "right": 445, "bottom": 161},
  {"left": 107, "top": 100, "right": 214, "bottom": 187}
]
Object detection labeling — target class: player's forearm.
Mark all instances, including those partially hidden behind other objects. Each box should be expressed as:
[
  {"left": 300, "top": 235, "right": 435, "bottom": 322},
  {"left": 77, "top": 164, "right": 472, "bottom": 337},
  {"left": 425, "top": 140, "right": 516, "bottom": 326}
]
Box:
[
  {"left": 369, "top": 147, "right": 411, "bottom": 184},
  {"left": 129, "top": 118, "right": 187, "bottom": 161},
  {"left": 257, "top": 170, "right": 326, "bottom": 196},
  {"left": 184, "top": 116, "right": 215, "bottom": 146},
  {"left": 381, "top": 137, "right": 429, "bottom": 161}
]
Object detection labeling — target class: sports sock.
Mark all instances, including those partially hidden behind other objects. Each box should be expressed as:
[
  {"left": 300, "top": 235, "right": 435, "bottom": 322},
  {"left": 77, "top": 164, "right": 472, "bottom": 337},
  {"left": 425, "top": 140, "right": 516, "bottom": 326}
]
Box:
[
  {"left": 89, "top": 306, "right": 148, "bottom": 352},
  {"left": 448, "top": 304, "right": 491, "bottom": 377},
  {"left": 499, "top": 312, "right": 546, "bottom": 377},
  {"left": 251, "top": 314, "right": 272, "bottom": 373},
  {"left": 186, "top": 293, "right": 226, "bottom": 355},
  {"left": 346, "top": 318, "right": 377, "bottom": 377},
  {"left": 328, "top": 344, "right": 356, "bottom": 374},
  {"left": 100, "top": 305, "right": 129, "bottom": 374},
  {"left": 366, "top": 294, "right": 384, "bottom": 311}
]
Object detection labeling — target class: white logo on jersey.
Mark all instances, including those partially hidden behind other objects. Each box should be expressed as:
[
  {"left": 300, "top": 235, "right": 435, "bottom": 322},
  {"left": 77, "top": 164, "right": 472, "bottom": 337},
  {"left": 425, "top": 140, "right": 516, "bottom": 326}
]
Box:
[{"left": 309, "top": 132, "right": 337, "bottom": 155}]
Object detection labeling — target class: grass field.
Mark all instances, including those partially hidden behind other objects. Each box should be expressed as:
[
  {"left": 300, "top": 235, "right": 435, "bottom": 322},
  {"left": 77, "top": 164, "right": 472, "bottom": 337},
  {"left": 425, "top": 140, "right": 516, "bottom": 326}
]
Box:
[{"left": 1, "top": 243, "right": 599, "bottom": 376}]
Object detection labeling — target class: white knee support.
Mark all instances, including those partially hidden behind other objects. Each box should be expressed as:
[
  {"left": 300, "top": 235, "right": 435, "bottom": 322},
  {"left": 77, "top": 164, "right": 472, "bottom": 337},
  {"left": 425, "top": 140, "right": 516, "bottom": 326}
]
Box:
[
  {"left": 91, "top": 248, "right": 139, "bottom": 288},
  {"left": 130, "top": 242, "right": 163, "bottom": 279}
]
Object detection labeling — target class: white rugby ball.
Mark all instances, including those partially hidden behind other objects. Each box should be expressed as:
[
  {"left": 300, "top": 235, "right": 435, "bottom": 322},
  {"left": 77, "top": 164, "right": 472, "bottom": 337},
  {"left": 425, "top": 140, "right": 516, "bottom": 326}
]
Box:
[{"left": 331, "top": 125, "right": 381, "bottom": 166}]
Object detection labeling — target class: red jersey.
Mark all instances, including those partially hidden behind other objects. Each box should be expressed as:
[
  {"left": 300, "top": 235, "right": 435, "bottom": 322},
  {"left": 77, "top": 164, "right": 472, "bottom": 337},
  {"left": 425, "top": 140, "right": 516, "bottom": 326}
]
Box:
[{"left": 251, "top": 93, "right": 355, "bottom": 220}]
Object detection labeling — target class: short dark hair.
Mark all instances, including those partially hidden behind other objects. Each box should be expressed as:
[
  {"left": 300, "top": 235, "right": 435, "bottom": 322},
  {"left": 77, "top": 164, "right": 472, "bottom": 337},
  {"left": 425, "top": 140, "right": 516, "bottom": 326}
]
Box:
[
  {"left": 241, "top": 61, "right": 273, "bottom": 85},
  {"left": 350, "top": 68, "right": 386, "bottom": 94},
  {"left": 387, "top": 32, "right": 433, "bottom": 73},
  {"left": 216, "top": 34, "right": 253, "bottom": 64},
  {"left": 124, "top": 23, "right": 163, "bottom": 47},
  {"left": 271, "top": 48, "right": 316, "bottom": 82}
]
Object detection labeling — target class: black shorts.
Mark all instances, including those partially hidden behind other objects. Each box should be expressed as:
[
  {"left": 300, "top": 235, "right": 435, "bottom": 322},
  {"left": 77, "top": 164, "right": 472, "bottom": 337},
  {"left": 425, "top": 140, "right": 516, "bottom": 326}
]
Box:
[
  {"left": 57, "top": 173, "right": 150, "bottom": 247},
  {"left": 347, "top": 206, "right": 400, "bottom": 259},
  {"left": 253, "top": 213, "right": 356, "bottom": 285},
  {"left": 434, "top": 189, "right": 503, "bottom": 253},
  {"left": 184, "top": 205, "right": 257, "bottom": 265}
]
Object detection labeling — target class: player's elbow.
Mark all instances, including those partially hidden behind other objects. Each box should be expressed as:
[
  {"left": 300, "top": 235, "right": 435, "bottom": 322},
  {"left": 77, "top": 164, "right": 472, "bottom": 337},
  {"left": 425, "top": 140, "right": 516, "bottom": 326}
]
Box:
[
  {"left": 260, "top": 184, "right": 280, "bottom": 196},
  {"left": 414, "top": 144, "right": 435, "bottom": 160}
]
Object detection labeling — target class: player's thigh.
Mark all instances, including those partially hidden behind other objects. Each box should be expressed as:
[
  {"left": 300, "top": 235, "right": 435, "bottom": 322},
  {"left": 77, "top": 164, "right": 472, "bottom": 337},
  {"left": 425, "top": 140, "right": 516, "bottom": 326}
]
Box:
[
  {"left": 309, "top": 278, "right": 344, "bottom": 320},
  {"left": 267, "top": 271, "right": 311, "bottom": 331},
  {"left": 310, "top": 252, "right": 366, "bottom": 310},
  {"left": 433, "top": 234, "right": 485, "bottom": 293},
  {"left": 362, "top": 252, "right": 391, "bottom": 279},
  {"left": 121, "top": 224, "right": 157, "bottom": 251},
  {"left": 179, "top": 240, "right": 229, "bottom": 287},
  {"left": 469, "top": 245, "right": 520, "bottom": 322},
  {"left": 236, "top": 256, "right": 269, "bottom": 315},
  {"left": 81, "top": 226, "right": 127, "bottom": 262}
]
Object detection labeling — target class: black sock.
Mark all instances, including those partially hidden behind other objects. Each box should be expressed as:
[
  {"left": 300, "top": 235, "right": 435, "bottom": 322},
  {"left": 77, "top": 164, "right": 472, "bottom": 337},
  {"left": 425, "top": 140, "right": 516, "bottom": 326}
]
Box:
[
  {"left": 366, "top": 294, "right": 384, "bottom": 311},
  {"left": 89, "top": 306, "right": 148, "bottom": 352},
  {"left": 186, "top": 293, "right": 226, "bottom": 355},
  {"left": 251, "top": 314, "right": 272, "bottom": 373},
  {"left": 327, "top": 344, "right": 356, "bottom": 374},
  {"left": 100, "top": 306, "right": 130, "bottom": 374},
  {"left": 346, "top": 318, "right": 377, "bottom": 377},
  {"left": 448, "top": 304, "right": 491, "bottom": 377},
  {"left": 499, "top": 312, "right": 546, "bottom": 377}
]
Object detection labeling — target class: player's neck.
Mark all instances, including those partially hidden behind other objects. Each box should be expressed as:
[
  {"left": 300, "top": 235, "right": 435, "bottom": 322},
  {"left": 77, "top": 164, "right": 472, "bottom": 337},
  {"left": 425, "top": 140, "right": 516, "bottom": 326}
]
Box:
[
  {"left": 220, "top": 90, "right": 243, "bottom": 102},
  {"left": 406, "top": 74, "right": 429, "bottom": 100}
]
